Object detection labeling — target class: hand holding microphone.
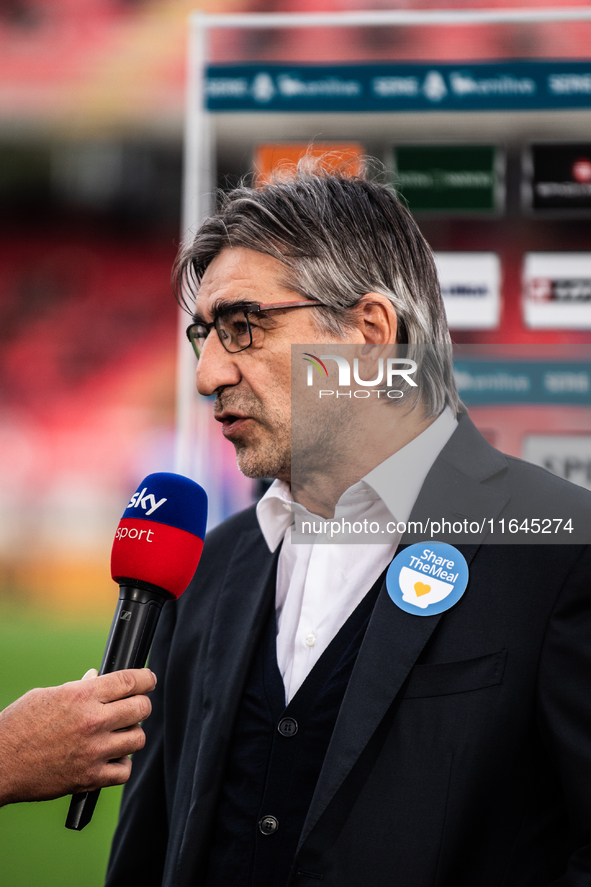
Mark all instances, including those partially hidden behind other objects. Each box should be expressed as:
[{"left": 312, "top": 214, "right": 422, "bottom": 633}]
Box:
[
  {"left": 65, "top": 472, "right": 207, "bottom": 830},
  {"left": 0, "top": 667, "right": 156, "bottom": 808}
]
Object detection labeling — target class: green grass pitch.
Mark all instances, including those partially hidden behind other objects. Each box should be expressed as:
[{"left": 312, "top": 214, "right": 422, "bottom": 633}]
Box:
[{"left": 0, "top": 604, "right": 126, "bottom": 886}]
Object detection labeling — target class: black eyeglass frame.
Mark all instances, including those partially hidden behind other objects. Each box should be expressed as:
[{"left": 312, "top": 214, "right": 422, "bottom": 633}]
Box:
[{"left": 185, "top": 299, "right": 322, "bottom": 358}]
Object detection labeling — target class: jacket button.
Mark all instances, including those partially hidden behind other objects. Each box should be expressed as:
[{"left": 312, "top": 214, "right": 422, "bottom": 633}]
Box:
[
  {"left": 277, "top": 717, "right": 298, "bottom": 737},
  {"left": 259, "top": 815, "right": 279, "bottom": 835}
]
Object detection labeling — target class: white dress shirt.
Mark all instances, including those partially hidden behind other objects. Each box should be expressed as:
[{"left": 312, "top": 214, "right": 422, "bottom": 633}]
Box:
[{"left": 256, "top": 407, "right": 458, "bottom": 703}]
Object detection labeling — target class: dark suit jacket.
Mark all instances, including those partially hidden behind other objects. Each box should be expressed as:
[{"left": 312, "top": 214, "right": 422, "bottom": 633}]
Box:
[{"left": 106, "top": 415, "right": 591, "bottom": 887}]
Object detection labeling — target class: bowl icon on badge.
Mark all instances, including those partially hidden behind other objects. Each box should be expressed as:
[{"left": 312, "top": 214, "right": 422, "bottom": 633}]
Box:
[{"left": 399, "top": 566, "right": 455, "bottom": 610}]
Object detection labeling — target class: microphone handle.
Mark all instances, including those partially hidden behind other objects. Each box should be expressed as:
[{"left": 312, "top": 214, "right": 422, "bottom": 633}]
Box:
[{"left": 65, "top": 584, "right": 171, "bottom": 831}]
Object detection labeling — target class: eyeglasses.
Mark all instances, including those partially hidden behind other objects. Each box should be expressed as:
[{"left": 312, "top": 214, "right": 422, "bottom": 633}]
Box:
[{"left": 186, "top": 300, "right": 322, "bottom": 359}]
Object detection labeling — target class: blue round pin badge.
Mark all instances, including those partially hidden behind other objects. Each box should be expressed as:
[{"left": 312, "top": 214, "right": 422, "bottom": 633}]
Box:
[{"left": 386, "top": 542, "right": 469, "bottom": 616}]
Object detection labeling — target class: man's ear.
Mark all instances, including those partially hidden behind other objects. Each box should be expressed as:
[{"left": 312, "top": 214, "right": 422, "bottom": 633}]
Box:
[{"left": 355, "top": 294, "right": 398, "bottom": 348}]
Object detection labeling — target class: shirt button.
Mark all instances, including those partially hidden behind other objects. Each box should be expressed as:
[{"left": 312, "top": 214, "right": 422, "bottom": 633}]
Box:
[
  {"left": 259, "top": 815, "right": 279, "bottom": 835},
  {"left": 278, "top": 717, "right": 298, "bottom": 737},
  {"left": 305, "top": 633, "right": 316, "bottom": 647}
]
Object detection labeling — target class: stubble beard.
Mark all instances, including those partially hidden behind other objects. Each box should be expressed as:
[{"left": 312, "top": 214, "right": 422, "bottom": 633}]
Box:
[
  {"left": 234, "top": 431, "right": 291, "bottom": 480},
  {"left": 215, "top": 391, "right": 291, "bottom": 481}
]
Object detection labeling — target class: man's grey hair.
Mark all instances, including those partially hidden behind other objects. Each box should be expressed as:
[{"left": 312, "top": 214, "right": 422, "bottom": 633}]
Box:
[{"left": 173, "top": 167, "right": 462, "bottom": 416}]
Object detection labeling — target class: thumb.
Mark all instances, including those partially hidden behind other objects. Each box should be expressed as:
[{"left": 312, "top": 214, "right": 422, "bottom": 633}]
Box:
[{"left": 81, "top": 668, "right": 99, "bottom": 680}]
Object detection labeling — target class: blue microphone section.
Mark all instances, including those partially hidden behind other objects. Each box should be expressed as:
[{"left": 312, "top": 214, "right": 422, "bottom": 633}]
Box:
[{"left": 122, "top": 472, "right": 208, "bottom": 539}]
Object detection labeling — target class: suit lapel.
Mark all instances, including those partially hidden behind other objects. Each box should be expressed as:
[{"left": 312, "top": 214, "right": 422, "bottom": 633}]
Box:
[
  {"left": 300, "top": 414, "right": 510, "bottom": 845},
  {"left": 405, "top": 418, "right": 509, "bottom": 544}
]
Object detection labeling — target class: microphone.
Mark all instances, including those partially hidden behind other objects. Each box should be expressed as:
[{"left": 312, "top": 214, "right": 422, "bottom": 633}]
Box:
[{"left": 65, "top": 472, "right": 207, "bottom": 831}]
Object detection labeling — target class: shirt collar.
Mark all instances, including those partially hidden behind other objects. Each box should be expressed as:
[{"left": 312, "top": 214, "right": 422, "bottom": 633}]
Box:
[
  {"left": 256, "top": 478, "right": 293, "bottom": 553},
  {"left": 362, "top": 405, "right": 458, "bottom": 524},
  {"left": 256, "top": 406, "right": 458, "bottom": 552}
]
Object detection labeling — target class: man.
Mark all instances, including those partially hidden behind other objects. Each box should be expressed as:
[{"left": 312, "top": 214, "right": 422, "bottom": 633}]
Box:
[
  {"left": 0, "top": 667, "right": 156, "bottom": 806},
  {"left": 106, "top": 170, "right": 591, "bottom": 886}
]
